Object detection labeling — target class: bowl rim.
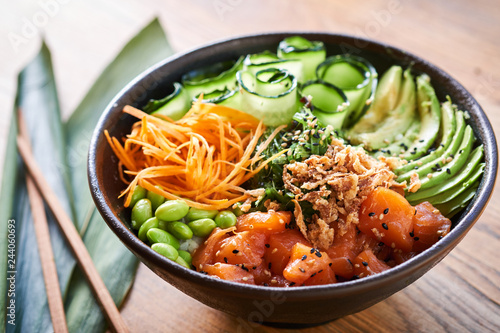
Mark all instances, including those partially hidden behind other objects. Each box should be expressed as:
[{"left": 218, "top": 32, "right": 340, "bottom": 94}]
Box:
[{"left": 88, "top": 31, "right": 498, "bottom": 299}]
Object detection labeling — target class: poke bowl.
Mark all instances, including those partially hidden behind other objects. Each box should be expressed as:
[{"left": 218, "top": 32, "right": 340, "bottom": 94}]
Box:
[{"left": 87, "top": 32, "right": 497, "bottom": 325}]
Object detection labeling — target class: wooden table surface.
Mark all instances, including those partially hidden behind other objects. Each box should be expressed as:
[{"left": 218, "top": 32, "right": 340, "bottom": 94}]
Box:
[{"left": 1, "top": 0, "right": 499, "bottom": 332}]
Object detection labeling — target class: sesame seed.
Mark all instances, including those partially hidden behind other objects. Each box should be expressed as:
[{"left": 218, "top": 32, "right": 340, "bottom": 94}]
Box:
[
  {"left": 315, "top": 251, "right": 322, "bottom": 258},
  {"left": 427, "top": 173, "right": 433, "bottom": 179},
  {"left": 301, "top": 255, "right": 307, "bottom": 261},
  {"left": 382, "top": 223, "right": 389, "bottom": 230},
  {"left": 409, "top": 231, "right": 414, "bottom": 237},
  {"left": 268, "top": 262, "right": 272, "bottom": 269},
  {"left": 362, "top": 261, "right": 368, "bottom": 266},
  {"left": 384, "top": 208, "right": 389, "bottom": 214},
  {"left": 310, "top": 248, "right": 316, "bottom": 254},
  {"left": 310, "top": 272, "right": 317, "bottom": 278},
  {"left": 414, "top": 237, "right": 420, "bottom": 241},
  {"left": 391, "top": 243, "right": 396, "bottom": 248},
  {"left": 224, "top": 257, "right": 228, "bottom": 263},
  {"left": 299, "top": 267, "right": 305, "bottom": 273},
  {"left": 354, "top": 264, "right": 360, "bottom": 268},
  {"left": 232, "top": 249, "right": 239, "bottom": 254},
  {"left": 265, "top": 243, "right": 270, "bottom": 248},
  {"left": 271, "top": 279, "right": 278, "bottom": 284},
  {"left": 272, "top": 248, "right": 278, "bottom": 254},
  {"left": 242, "top": 277, "right": 248, "bottom": 281},
  {"left": 369, "top": 212, "right": 375, "bottom": 217},
  {"left": 446, "top": 168, "right": 451, "bottom": 174}
]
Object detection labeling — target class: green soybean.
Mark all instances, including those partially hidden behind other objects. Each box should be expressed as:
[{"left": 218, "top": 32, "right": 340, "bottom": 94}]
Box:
[
  {"left": 129, "top": 185, "right": 147, "bottom": 208},
  {"left": 157, "top": 219, "right": 170, "bottom": 231},
  {"left": 146, "top": 228, "right": 180, "bottom": 249},
  {"left": 178, "top": 250, "right": 192, "bottom": 266},
  {"left": 186, "top": 207, "right": 218, "bottom": 221},
  {"left": 187, "top": 218, "right": 217, "bottom": 237},
  {"left": 147, "top": 186, "right": 166, "bottom": 211},
  {"left": 215, "top": 210, "right": 237, "bottom": 229},
  {"left": 165, "top": 221, "right": 193, "bottom": 240},
  {"left": 138, "top": 217, "right": 159, "bottom": 241},
  {"left": 155, "top": 200, "right": 189, "bottom": 222},
  {"left": 151, "top": 243, "right": 178, "bottom": 261},
  {"left": 131, "top": 198, "right": 153, "bottom": 230},
  {"left": 175, "top": 256, "right": 190, "bottom": 269},
  {"left": 232, "top": 203, "right": 244, "bottom": 217}
]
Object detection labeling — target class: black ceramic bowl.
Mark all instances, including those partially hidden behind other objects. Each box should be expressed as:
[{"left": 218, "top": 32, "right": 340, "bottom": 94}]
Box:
[{"left": 88, "top": 33, "right": 497, "bottom": 325}]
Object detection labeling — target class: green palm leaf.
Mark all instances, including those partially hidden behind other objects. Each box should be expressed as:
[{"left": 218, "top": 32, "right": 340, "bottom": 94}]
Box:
[
  {"left": 63, "top": 18, "right": 172, "bottom": 332},
  {"left": 1, "top": 18, "right": 173, "bottom": 333},
  {"left": 4, "top": 43, "right": 76, "bottom": 333}
]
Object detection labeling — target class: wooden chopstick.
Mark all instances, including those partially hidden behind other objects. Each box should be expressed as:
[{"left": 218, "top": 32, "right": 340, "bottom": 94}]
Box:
[
  {"left": 16, "top": 117, "right": 129, "bottom": 333},
  {"left": 18, "top": 111, "right": 69, "bottom": 333}
]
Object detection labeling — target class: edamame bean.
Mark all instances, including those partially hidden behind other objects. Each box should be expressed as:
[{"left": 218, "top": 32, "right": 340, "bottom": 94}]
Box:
[
  {"left": 186, "top": 207, "right": 218, "bottom": 221},
  {"left": 165, "top": 221, "right": 193, "bottom": 240},
  {"left": 232, "top": 203, "right": 244, "bottom": 217},
  {"left": 147, "top": 186, "right": 166, "bottom": 212},
  {"left": 215, "top": 210, "right": 237, "bottom": 229},
  {"left": 175, "top": 256, "right": 190, "bottom": 269},
  {"left": 151, "top": 243, "right": 178, "bottom": 261},
  {"left": 157, "top": 219, "right": 169, "bottom": 231},
  {"left": 155, "top": 200, "right": 189, "bottom": 222},
  {"left": 138, "top": 217, "right": 159, "bottom": 241},
  {"left": 131, "top": 198, "right": 152, "bottom": 230},
  {"left": 187, "top": 218, "right": 217, "bottom": 237},
  {"left": 146, "top": 228, "right": 180, "bottom": 249},
  {"left": 129, "top": 185, "right": 147, "bottom": 208},
  {"left": 178, "top": 250, "right": 192, "bottom": 266}
]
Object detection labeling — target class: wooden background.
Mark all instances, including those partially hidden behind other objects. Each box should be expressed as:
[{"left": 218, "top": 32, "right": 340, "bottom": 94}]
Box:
[{"left": 1, "top": 0, "right": 499, "bottom": 332}]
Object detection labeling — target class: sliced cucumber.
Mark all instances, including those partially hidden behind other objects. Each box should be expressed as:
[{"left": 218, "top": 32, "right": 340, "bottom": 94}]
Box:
[
  {"left": 143, "top": 82, "right": 191, "bottom": 120},
  {"left": 182, "top": 56, "right": 243, "bottom": 99},
  {"left": 277, "top": 36, "right": 326, "bottom": 82},
  {"left": 243, "top": 51, "right": 304, "bottom": 83},
  {"left": 237, "top": 68, "right": 299, "bottom": 126},
  {"left": 301, "top": 80, "right": 349, "bottom": 128},
  {"left": 317, "top": 54, "right": 377, "bottom": 128}
]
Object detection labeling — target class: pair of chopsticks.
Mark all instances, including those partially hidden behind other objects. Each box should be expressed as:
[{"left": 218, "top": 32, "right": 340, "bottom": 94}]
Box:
[{"left": 17, "top": 110, "right": 129, "bottom": 333}]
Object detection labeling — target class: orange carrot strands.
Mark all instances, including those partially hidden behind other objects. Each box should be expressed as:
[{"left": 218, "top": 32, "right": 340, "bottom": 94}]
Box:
[{"left": 107, "top": 101, "right": 287, "bottom": 210}]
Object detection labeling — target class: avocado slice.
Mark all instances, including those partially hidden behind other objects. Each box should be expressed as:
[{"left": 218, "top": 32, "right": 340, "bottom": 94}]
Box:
[
  {"left": 349, "top": 68, "right": 416, "bottom": 150},
  {"left": 399, "top": 74, "right": 441, "bottom": 160},
  {"left": 415, "top": 124, "right": 475, "bottom": 191},
  {"left": 397, "top": 110, "right": 466, "bottom": 183},
  {"left": 348, "top": 65, "right": 403, "bottom": 134},
  {"left": 395, "top": 100, "right": 456, "bottom": 174},
  {"left": 406, "top": 145, "right": 484, "bottom": 204},
  {"left": 425, "top": 162, "right": 484, "bottom": 206},
  {"left": 374, "top": 120, "right": 420, "bottom": 157},
  {"left": 435, "top": 180, "right": 480, "bottom": 218}
]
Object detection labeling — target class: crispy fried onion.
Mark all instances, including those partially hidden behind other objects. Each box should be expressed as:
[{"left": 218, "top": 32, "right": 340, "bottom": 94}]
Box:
[{"left": 284, "top": 138, "right": 400, "bottom": 250}]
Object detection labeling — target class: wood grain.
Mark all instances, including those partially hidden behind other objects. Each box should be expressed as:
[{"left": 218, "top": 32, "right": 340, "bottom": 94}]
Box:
[{"left": 1, "top": 0, "right": 499, "bottom": 332}]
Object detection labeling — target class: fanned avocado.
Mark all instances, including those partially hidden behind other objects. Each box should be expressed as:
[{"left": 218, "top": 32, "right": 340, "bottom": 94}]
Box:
[
  {"left": 348, "top": 68, "right": 416, "bottom": 150},
  {"left": 435, "top": 180, "right": 480, "bottom": 218},
  {"left": 406, "top": 145, "right": 484, "bottom": 204},
  {"left": 375, "top": 121, "right": 420, "bottom": 157},
  {"left": 348, "top": 65, "right": 403, "bottom": 134},
  {"left": 399, "top": 74, "right": 441, "bottom": 159},
  {"left": 397, "top": 110, "right": 466, "bottom": 183},
  {"left": 395, "top": 100, "right": 456, "bottom": 174}
]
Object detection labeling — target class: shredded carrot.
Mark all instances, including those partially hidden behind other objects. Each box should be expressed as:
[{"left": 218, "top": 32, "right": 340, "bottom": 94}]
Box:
[{"left": 106, "top": 101, "right": 285, "bottom": 210}]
